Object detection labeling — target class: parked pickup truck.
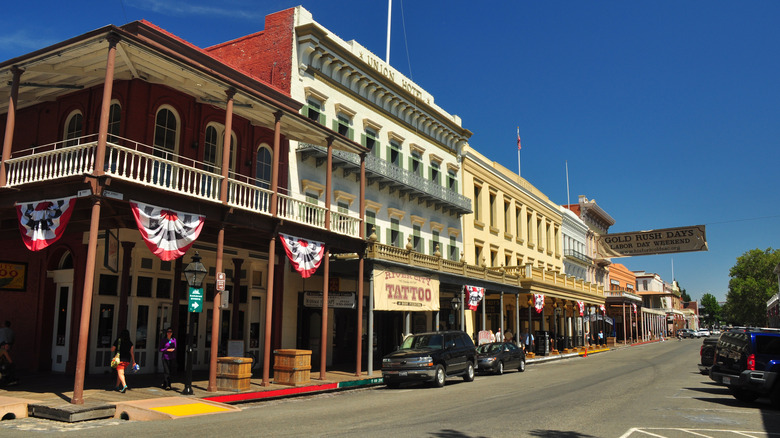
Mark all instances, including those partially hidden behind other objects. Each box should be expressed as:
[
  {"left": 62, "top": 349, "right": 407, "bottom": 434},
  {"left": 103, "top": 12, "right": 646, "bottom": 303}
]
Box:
[
  {"left": 709, "top": 328, "right": 780, "bottom": 406},
  {"left": 698, "top": 335, "right": 718, "bottom": 374}
]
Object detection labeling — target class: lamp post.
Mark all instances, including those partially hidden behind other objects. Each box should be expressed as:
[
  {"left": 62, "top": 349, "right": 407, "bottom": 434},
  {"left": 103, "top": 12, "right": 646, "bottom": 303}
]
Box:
[
  {"left": 183, "top": 251, "right": 207, "bottom": 395},
  {"left": 451, "top": 296, "right": 460, "bottom": 330}
]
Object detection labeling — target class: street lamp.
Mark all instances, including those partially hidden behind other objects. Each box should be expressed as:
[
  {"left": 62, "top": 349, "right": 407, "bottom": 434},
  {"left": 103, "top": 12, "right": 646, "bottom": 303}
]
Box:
[
  {"left": 183, "top": 251, "right": 207, "bottom": 395},
  {"left": 451, "top": 296, "right": 460, "bottom": 330}
]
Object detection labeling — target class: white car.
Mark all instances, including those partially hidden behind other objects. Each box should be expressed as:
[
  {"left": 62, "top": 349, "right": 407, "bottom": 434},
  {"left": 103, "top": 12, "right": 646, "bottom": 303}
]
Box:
[{"left": 696, "top": 329, "right": 711, "bottom": 337}]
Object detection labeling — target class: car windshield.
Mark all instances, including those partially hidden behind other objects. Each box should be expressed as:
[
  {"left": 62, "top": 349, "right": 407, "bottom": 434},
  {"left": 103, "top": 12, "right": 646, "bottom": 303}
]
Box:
[
  {"left": 477, "top": 343, "right": 502, "bottom": 354},
  {"left": 401, "top": 334, "right": 443, "bottom": 350}
]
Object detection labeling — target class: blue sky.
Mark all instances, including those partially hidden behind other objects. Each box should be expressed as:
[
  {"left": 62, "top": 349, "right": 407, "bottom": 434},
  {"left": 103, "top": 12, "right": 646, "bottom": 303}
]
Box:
[{"left": 2, "top": 1, "right": 779, "bottom": 302}]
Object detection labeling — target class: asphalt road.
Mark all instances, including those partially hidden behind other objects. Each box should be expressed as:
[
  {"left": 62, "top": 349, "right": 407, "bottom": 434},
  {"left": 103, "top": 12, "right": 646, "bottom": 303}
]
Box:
[{"left": 3, "top": 339, "right": 779, "bottom": 437}]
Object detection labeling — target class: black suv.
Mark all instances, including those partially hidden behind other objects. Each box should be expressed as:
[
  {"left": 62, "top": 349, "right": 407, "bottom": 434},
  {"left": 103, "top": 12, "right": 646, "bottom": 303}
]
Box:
[
  {"left": 382, "top": 331, "right": 477, "bottom": 388},
  {"left": 709, "top": 328, "right": 780, "bottom": 405}
]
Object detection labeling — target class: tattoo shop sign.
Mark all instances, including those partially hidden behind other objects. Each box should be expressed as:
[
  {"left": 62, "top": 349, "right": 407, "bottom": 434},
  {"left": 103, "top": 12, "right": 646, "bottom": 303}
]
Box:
[
  {"left": 598, "top": 225, "right": 708, "bottom": 258},
  {"left": 373, "top": 266, "right": 439, "bottom": 311}
]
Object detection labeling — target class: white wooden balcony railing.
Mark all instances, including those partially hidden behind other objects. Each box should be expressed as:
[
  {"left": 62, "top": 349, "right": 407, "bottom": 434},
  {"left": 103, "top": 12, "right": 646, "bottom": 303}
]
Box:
[{"left": 4, "top": 135, "right": 362, "bottom": 238}]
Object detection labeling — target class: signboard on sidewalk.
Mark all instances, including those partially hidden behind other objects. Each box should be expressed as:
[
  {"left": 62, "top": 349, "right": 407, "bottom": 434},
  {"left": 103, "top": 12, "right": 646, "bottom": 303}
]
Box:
[{"left": 597, "top": 225, "right": 708, "bottom": 258}]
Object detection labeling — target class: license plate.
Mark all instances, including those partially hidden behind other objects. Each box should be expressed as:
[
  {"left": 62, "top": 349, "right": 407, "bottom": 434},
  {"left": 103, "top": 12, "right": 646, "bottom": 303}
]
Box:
[
  {"left": 399, "top": 371, "right": 407, "bottom": 377},
  {"left": 722, "top": 376, "right": 731, "bottom": 385}
]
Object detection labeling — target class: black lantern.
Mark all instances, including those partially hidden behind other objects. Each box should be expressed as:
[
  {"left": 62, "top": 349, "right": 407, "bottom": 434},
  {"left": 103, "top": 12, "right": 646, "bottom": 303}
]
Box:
[
  {"left": 182, "top": 251, "right": 207, "bottom": 395},
  {"left": 184, "top": 251, "right": 207, "bottom": 288}
]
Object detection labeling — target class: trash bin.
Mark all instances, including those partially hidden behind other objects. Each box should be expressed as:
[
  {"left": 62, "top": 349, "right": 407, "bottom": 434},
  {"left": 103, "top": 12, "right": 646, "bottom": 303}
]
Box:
[
  {"left": 216, "top": 357, "right": 253, "bottom": 392},
  {"left": 535, "top": 331, "right": 550, "bottom": 356},
  {"left": 273, "top": 349, "right": 312, "bottom": 386}
]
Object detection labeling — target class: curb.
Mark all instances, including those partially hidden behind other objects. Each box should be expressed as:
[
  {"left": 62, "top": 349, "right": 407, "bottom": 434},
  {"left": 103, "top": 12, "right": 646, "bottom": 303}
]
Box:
[{"left": 203, "top": 377, "right": 385, "bottom": 404}]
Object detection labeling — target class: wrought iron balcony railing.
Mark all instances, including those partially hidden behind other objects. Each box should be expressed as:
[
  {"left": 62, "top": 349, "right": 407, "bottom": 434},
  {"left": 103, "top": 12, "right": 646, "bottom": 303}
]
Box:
[{"left": 297, "top": 143, "right": 472, "bottom": 214}]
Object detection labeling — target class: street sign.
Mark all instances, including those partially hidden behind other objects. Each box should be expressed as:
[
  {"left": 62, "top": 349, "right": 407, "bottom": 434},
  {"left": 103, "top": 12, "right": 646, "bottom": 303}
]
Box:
[
  {"left": 188, "top": 287, "right": 204, "bottom": 313},
  {"left": 216, "top": 272, "right": 225, "bottom": 291}
]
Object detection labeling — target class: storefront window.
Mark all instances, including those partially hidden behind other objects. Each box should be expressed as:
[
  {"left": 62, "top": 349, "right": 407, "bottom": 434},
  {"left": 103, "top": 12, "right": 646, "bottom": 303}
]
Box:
[{"left": 97, "top": 304, "right": 115, "bottom": 348}]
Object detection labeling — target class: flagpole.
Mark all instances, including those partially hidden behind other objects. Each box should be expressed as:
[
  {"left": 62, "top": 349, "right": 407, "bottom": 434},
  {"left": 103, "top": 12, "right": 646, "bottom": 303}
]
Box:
[
  {"left": 386, "top": 0, "right": 392, "bottom": 63},
  {"left": 517, "top": 127, "right": 521, "bottom": 177},
  {"left": 566, "top": 160, "right": 570, "bottom": 207}
]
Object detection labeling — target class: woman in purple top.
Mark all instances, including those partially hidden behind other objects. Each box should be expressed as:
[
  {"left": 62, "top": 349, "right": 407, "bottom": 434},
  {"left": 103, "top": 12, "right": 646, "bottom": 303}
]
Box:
[{"left": 159, "top": 328, "right": 177, "bottom": 390}]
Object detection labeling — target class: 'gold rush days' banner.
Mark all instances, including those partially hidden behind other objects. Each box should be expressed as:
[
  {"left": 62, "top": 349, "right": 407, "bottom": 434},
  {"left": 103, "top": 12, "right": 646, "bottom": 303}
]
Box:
[{"left": 373, "top": 266, "right": 439, "bottom": 311}]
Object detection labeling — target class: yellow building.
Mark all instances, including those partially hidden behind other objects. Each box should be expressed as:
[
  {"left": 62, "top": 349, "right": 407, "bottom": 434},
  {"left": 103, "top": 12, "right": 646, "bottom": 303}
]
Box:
[{"left": 460, "top": 146, "right": 605, "bottom": 355}]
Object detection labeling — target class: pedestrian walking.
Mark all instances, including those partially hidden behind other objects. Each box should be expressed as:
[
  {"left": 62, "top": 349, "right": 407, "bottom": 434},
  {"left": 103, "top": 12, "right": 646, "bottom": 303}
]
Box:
[
  {"left": 112, "top": 329, "right": 136, "bottom": 393},
  {"left": 159, "top": 327, "right": 177, "bottom": 390},
  {"left": 495, "top": 328, "right": 503, "bottom": 342}
]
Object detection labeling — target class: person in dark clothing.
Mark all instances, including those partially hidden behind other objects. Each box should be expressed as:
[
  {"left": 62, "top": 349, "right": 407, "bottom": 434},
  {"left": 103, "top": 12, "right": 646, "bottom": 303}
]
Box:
[
  {"left": 159, "top": 328, "right": 177, "bottom": 390},
  {"left": 111, "top": 329, "right": 136, "bottom": 393}
]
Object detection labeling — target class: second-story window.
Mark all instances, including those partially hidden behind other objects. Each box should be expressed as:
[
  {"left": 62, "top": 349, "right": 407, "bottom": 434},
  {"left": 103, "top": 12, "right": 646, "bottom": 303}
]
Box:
[
  {"left": 489, "top": 192, "right": 497, "bottom": 229},
  {"left": 449, "top": 236, "right": 458, "bottom": 261},
  {"left": 108, "top": 102, "right": 121, "bottom": 142},
  {"left": 447, "top": 170, "right": 458, "bottom": 192},
  {"left": 412, "top": 224, "right": 422, "bottom": 252},
  {"left": 431, "top": 229, "right": 440, "bottom": 255},
  {"left": 504, "top": 199, "right": 511, "bottom": 235},
  {"left": 255, "top": 144, "right": 272, "bottom": 189},
  {"left": 366, "top": 210, "right": 377, "bottom": 240},
  {"left": 430, "top": 162, "right": 440, "bottom": 185},
  {"left": 411, "top": 151, "right": 423, "bottom": 177},
  {"left": 335, "top": 114, "right": 353, "bottom": 140},
  {"left": 153, "top": 106, "right": 179, "bottom": 160},
  {"left": 306, "top": 97, "right": 324, "bottom": 125},
  {"left": 390, "top": 218, "right": 401, "bottom": 248},
  {"left": 64, "top": 111, "right": 83, "bottom": 146},
  {"left": 473, "top": 184, "right": 482, "bottom": 222},
  {"left": 363, "top": 128, "right": 379, "bottom": 157},
  {"left": 389, "top": 140, "right": 402, "bottom": 168},
  {"left": 203, "top": 123, "right": 237, "bottom": 175}
]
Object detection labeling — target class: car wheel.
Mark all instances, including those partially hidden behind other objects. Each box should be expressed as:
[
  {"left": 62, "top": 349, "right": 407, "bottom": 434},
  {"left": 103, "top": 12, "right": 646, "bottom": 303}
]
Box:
[
  {"left": 495, "top": 361, "right": 504, "bottom": 375},
  {"left": 463, "top": 361, "right": 475, "bottom": 382},
  {"left": 518, "top": 359, "right": 526, "bottom": 372},
  {"left": 433, "top": 365, "right": 446, "bottom": 388},
  {"left": 731, "top": 387, "right": 760, "bottom": 403}
]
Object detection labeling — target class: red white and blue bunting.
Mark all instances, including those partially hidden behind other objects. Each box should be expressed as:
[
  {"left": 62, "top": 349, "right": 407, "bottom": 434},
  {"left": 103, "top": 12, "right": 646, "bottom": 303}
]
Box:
[
  {"left": 130, "top": 200, "right": 205, "bottom": 261},
  {"left": 577, "top": 300, "right": 585, "bottom": 316},
  {"left": 599, "top": 304, "right": 606, "bottom": 313},
  {"left": 16, "top": 196, "right": 76, "bottom": 251},
  {"left": 534, "top": 294, "right": 545, "bottom": 313},
  {"left": 465, "top": 285, "right": 484, "bottom": 311},
  {"left": 632, "top": 303, "right": 637, "bottom": 313},
  {"left": 279, "top": 233, "right": 325, "bottom": 278}
]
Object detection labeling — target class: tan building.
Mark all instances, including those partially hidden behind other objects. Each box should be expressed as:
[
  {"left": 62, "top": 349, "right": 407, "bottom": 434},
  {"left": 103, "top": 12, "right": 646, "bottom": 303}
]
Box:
[{"left": 460, "top": 146, "right": 604, "bottom": 355}]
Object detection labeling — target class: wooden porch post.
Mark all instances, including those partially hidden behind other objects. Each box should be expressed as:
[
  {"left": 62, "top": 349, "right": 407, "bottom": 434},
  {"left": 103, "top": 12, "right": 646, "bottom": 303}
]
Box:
[
  {"left": 71, "top": 33, "right": 118, "bottom": 405},
  {"left": 261, "top": 111, "right": 283, "bottom": 386},
  {"left": 319, "top": 137, "right": 333, "bottom": 380},
  {"left": 0, "top": 66, "right": 22, "bottom": 187},
  {"left": 207, "top": 88, "right": 235, "bottom": 392},
  {"left": 355, "top": 152, "right": 366, "bottom": 376}
]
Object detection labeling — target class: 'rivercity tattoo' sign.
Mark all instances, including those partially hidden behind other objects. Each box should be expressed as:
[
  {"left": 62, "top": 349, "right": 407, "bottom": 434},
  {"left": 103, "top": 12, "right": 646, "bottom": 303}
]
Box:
[
  {"left": 373, "top": 266, "right": 439, "bottom": 311},
  {"left": 597, "top": 225, "right": 708, "bottom": 258}
]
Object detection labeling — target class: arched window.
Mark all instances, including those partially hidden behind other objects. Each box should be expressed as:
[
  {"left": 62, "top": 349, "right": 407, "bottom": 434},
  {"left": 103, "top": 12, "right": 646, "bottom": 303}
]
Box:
[
  {"left": 64, "top": 111, "right": 83, "bottom": 146},
  {"left": 255, "top": 144, "right": 272, "bottom": 189},
  {"left": 203, "top": 122, "right": 236, "bottom": 174},
  {"left": 107, "top": 101, "right": 121, "bottom": 142},
  {"left": 153, "top": 106, "right": 179, "bottom": 160}
]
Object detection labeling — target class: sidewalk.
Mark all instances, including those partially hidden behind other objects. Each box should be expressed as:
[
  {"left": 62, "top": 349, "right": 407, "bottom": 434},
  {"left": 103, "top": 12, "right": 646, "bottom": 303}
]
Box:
[{"left": 0, "top": 342, "right": 645, "bottom": 423}]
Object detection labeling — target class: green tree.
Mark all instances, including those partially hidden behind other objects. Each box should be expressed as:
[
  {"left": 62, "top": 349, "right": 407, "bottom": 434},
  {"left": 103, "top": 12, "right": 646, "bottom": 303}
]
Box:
[
  {"left": 680, "top": 287, "right": 691, "bottom": 302},
  {"left": 723, "top": 248, "right": 780, "bottom": 327},
  {"left": 700, "top": 293, "right": 721, "bottom": 327}
]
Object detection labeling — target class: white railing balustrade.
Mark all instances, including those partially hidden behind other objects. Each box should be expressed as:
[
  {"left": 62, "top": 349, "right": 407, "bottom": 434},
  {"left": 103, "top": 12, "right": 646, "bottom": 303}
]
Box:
[
  {"left": 5, "top": 141, "right": 97, "bottom": 186},
  {"left": 6, "top": 135, "right": 363, "bottom": 238},
  {"left": 104, "top": 143, "right": 222, "bottom": 202},
  {"left": 277, "top": 195, "right": 326, "bottom": 229},
  {"left": 226, "top": 179, "right": 273, "bottom": 215},
  {"left": 331, "top": 210, "right": 360, "bottom": 237}
]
